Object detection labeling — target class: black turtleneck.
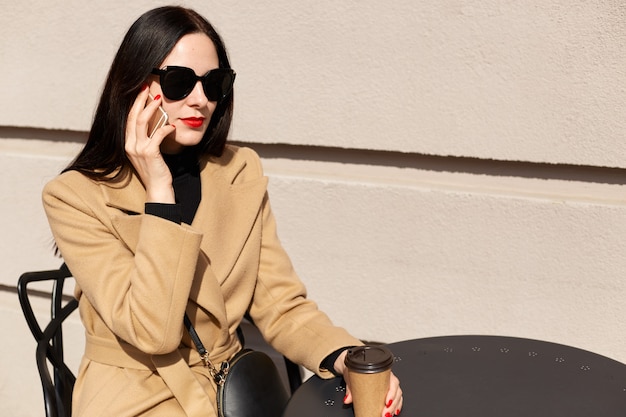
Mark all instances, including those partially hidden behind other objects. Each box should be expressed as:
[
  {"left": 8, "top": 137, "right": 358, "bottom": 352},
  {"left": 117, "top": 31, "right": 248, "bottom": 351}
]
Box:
[{"left": 144, "top": 150, "right": 201, "bottom": 225}]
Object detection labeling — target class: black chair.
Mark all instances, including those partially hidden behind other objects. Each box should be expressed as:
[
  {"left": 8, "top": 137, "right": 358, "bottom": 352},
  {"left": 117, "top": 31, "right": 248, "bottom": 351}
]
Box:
[
  {"left": 18, "top": 263, "right": 77, "bottom": 417},
  {"left": 18, "top": 264, "right": 303, "bottom": 417}
]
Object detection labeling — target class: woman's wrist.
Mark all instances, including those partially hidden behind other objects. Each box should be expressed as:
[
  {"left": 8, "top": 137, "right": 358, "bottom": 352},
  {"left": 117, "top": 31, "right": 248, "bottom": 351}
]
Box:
[
  {"left": 333, "top": 349, "right": 349, "bottom": 375},
  {"left": 146, "top": 185, "right": 176, "bottom": 204}
]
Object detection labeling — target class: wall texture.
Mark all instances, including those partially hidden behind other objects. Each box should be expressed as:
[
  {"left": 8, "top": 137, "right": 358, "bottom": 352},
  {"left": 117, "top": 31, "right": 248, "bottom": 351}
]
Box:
[{"left": 1, "top": 1, "right": 625, "bottom": 416}]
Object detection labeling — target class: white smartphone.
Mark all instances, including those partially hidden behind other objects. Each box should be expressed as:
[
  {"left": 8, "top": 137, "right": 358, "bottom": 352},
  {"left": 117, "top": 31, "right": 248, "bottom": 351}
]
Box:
[{"left": 147, "top": 93, "right": 169, "bottom": 138}]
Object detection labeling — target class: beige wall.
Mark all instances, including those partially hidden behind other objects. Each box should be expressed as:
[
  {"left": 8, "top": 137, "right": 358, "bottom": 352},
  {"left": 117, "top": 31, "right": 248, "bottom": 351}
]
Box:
[{"left": 2, "top": 1, "right": 625, "bottom": 415}]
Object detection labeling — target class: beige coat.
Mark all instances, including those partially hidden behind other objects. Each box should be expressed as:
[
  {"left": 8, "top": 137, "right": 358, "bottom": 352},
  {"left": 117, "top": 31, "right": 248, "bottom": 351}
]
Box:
[{"left": 43, "top": 145, "right": 361, "bottom": 417}]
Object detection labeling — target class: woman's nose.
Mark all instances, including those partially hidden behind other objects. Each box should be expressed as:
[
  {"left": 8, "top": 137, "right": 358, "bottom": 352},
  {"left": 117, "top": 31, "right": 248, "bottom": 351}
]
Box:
[{"left": 186, "top": 81, "right": 209, "bottom": 106}]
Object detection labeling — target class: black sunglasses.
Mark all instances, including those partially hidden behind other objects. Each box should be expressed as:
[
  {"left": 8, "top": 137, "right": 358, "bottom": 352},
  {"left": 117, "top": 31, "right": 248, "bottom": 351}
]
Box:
[{"left": 151, "top": 66, "right": 236, "bottom": 101}]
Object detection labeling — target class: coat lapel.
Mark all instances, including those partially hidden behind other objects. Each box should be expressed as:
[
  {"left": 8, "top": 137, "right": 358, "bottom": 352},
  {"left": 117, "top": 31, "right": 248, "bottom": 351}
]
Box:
[
  {"left": 100, "top": 172, "right": 146, "bottom": 215},
  {"left": 192, "top": 154, "right": 268, "bottom": 285}
]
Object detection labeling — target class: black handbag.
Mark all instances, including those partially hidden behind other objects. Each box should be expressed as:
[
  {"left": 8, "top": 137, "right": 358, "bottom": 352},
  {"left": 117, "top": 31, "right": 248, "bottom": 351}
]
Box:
[{"left": 184, "top": 315, "right": 290, "bottom": 417}]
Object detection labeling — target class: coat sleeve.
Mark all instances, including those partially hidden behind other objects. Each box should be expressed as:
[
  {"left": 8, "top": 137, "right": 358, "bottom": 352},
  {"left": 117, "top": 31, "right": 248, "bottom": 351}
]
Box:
[
  {"left": 42, "top": 173, "right": 202, "bottom": 355},
  {"left": 243, "top": 156, "right": 363, "bottom": 378}
]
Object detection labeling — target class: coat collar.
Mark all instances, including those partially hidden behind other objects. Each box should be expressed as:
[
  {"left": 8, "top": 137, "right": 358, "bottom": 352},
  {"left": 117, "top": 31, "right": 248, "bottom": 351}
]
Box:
[{"left": 99, "top": 170, "right": 146, "bottom": 215}]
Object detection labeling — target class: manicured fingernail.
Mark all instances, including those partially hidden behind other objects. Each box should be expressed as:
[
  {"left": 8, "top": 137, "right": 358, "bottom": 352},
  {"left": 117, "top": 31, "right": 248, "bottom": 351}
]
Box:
[
  {"left": 141, "top": 84, "right": 148, "bottom": 91},
  {"left": 153, "top": 94, "right": 161, "bottom": 101},
  {"left": 385, "top": 413, "right": 392, "bottom": 417},
  {"left": 386, "top": 399, "right": 393, "bottom": 407},
  {"left": 343, "top": 394, "right": 348, "bottom": 403},
  {"left": 396, "top": 409, "right": 401, "bottom": 415}
]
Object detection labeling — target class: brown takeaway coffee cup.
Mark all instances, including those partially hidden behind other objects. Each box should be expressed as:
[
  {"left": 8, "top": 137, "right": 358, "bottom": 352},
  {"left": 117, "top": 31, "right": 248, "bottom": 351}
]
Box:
[{"left": 345, "top": 345, "right": 394, "bottom": 417}]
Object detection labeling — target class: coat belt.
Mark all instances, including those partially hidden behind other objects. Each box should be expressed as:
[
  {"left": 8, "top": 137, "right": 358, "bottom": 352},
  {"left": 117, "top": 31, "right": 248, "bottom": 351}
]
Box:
[{"left": 84, "top": 334, "right": 240, "bottom": 416}]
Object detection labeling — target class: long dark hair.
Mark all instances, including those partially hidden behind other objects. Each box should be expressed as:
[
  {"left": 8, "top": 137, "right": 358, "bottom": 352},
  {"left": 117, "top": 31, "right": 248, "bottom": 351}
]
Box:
[{"left": 65, "top": 6, "right": 234, "bottom": 180}]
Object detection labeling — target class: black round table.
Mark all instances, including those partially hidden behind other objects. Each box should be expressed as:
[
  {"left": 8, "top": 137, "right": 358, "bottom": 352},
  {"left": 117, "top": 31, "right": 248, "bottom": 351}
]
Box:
[{"left": 283, "top": 335, "right": 626, "bottom": 416}]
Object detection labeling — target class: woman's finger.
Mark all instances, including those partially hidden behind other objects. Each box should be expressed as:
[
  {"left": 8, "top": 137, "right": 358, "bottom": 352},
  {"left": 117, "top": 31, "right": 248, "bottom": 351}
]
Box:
[
  {"left": 343, "top": 386, "right": 353, "bottom": 405},
  {"left": 342, "top": 370, "right": 353, "bottom": 404},
  {"left": 126, "top": 84, "right": 150, "bottom": 143},
  {"left": 382, "top": 372, "right": 403, "bottom": 417}
]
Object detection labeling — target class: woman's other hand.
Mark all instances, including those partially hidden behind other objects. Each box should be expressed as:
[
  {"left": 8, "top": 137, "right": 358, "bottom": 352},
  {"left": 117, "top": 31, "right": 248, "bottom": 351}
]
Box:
[
  {"left": 125, "top": 86, "right": 177, "bottom": 203},
  {"left": 335, "top": 349, "right": 404, "bottom": 417}
]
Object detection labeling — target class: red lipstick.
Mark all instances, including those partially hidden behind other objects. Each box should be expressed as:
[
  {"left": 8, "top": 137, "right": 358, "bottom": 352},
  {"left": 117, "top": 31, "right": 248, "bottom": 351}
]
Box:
[{"left": 180, "top": 117, "right": 205, "bottom": 128}]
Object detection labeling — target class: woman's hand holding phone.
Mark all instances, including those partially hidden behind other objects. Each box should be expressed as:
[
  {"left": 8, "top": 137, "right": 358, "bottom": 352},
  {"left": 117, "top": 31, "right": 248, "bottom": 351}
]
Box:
[{"left": 125, "top": 86, "right": 176, "bottom": 204}]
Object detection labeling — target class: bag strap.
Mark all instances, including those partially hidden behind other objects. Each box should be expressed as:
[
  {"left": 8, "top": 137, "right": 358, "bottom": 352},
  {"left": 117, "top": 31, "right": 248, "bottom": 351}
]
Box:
[
  {"left": 184, "top": 313, "right": 230, "bottom": 385},
  {"left": 184, "top": 314, "right": 208, "bottom": 358}
]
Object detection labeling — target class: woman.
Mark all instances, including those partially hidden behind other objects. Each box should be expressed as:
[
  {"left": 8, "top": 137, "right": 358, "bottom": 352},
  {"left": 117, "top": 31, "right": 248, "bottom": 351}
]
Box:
[{"left": 43, "top": 6, "right": 402, "bottom": 417}]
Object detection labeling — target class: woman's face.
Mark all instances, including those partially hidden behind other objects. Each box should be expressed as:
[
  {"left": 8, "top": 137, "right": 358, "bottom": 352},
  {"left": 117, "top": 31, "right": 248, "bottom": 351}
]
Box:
[{"left": 149, "top": 33, "right": 220, "bottom": 154}]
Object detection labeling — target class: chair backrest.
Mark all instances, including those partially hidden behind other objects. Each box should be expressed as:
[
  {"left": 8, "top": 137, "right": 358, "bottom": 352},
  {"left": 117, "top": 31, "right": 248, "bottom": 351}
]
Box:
[
  {"left": 17, "top": 264, "right": 303, "bottom": 417},
  {"left": 17, "top": 263, "right": 78, "bottom": 417}
]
